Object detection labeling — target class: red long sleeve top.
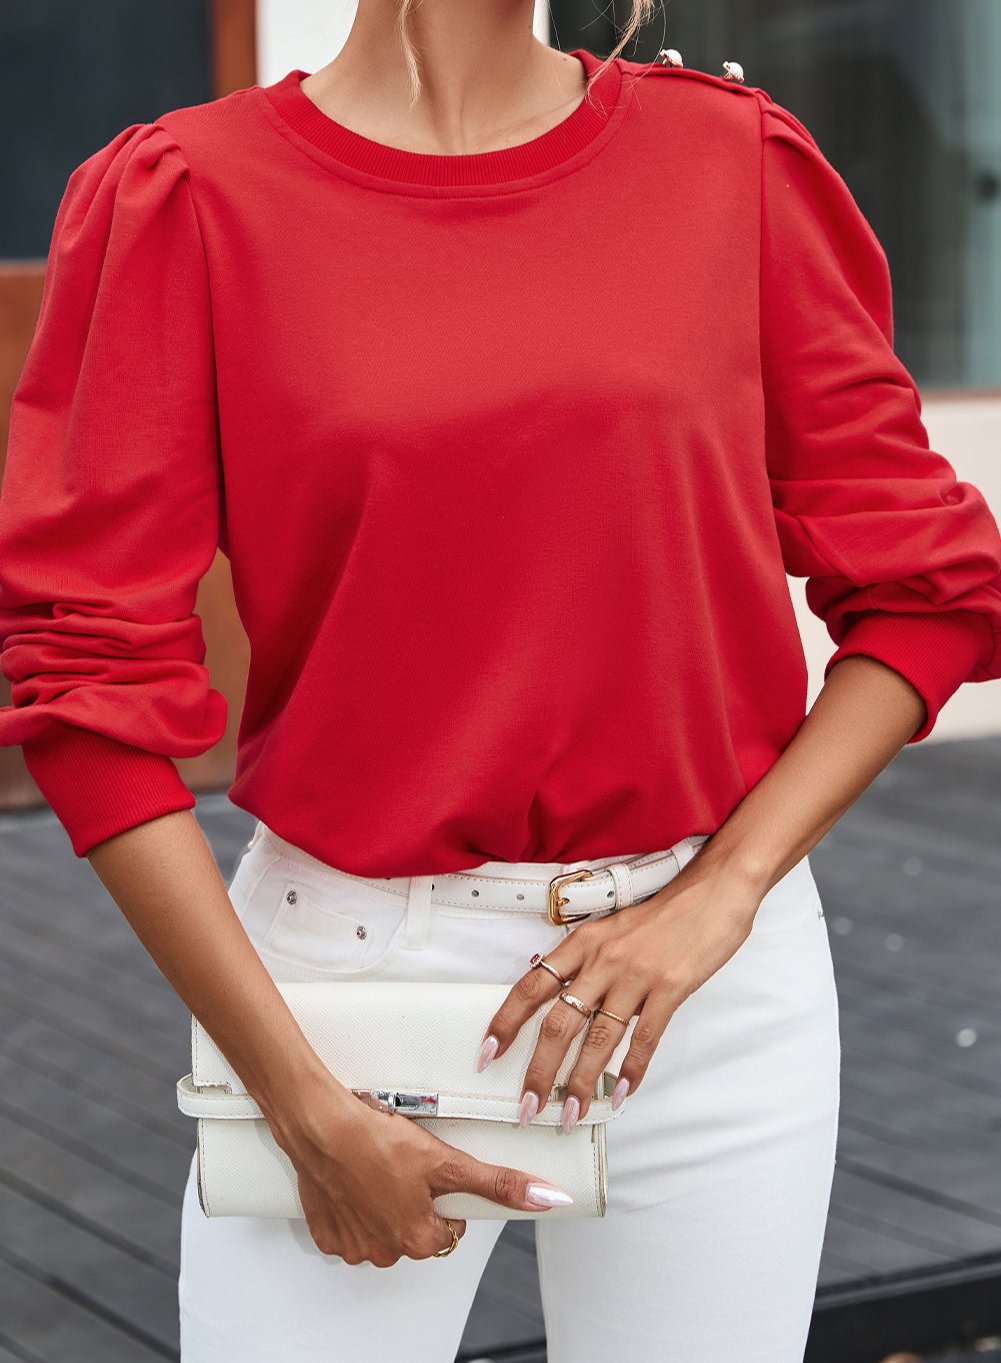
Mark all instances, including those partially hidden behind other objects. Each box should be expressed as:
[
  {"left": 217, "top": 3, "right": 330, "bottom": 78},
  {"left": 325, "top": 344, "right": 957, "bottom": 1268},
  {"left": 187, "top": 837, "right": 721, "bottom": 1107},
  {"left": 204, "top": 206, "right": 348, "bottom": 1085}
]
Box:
[{"left": 1, "top": 48, "right": 1000, "bottom": 875}]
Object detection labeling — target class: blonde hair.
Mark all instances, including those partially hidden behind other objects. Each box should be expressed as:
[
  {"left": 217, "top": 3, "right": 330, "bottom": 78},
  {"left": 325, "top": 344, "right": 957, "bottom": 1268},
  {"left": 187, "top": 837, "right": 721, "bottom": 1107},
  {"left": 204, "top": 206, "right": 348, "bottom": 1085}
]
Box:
[{"left": 394, "top": 2, "right": 661, "bottom": 108}]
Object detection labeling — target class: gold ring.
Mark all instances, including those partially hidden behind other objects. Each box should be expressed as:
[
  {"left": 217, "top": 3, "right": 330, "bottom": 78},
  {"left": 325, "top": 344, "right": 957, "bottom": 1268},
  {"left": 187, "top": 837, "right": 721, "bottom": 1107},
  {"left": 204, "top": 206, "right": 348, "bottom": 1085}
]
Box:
[
  {"left": 557, "top": 990, "right": 593, "bottom": 1018},
  {"left": 432, "top": 1218, "right": 459, "bottom": 1257},
  {"left": 595, "top": 1006, "right": 630, "bottom": 1025},
  {"left": 530, "top": 953, "right": 571, "bottom": 987}
]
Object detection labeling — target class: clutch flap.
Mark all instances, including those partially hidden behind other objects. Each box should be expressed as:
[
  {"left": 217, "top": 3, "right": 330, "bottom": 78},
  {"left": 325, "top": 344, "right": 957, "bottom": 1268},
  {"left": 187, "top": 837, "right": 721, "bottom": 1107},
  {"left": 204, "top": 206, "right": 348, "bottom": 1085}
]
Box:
[{"left": 189, "top": 979, "right": 634, "bottom": 1117}]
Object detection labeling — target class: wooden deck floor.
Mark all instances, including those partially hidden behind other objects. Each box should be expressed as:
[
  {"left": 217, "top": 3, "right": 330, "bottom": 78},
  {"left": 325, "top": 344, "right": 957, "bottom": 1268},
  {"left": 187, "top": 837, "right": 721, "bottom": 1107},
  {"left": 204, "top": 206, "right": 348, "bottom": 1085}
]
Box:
[{"left": 1, "top": 736, "right": 999, "bottom": 1362}]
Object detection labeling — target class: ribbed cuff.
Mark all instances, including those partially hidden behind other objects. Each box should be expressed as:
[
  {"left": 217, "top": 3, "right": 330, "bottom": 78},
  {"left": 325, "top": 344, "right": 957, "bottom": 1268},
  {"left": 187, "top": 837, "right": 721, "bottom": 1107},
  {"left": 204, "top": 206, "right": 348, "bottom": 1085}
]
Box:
[
  {"left": 823, "top": 609, "right": 992, "bottom": 744},
  {"left": 20, "top": 722, "right": 197, "bottom": 856}
]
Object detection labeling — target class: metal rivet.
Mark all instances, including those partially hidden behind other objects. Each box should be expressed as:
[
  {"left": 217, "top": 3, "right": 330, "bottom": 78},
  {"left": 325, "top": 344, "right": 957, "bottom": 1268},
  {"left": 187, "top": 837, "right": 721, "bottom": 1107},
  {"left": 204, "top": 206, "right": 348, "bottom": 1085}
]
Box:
[
  {"left": 607, "top": 890, "right": 615, "bottom": 898},
  {"left": 286, "top": 889, "right": 297, "bottom": 905},
  {"left": 657, "top": 48, "right": 683, "bottom": 67},
  {"left": 357, "top": 924, "right": 368, "bottom": 939},
  {"left": 471, "top": 888, "right": 479, "bottom": 897},
  {"left": 722, "top": 60, "right": 744, "bottom": 83},
  {"left": 516, "top": 892, "right": 525, "bottom": 900}
]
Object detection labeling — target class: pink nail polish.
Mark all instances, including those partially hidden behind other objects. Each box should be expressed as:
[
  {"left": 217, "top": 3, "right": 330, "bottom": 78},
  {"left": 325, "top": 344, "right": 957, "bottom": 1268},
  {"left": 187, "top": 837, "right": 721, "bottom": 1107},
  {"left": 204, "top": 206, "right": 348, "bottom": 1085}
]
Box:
[
  {"left": 476, "top": 1034, "right": 499, "bottom": 1072},
  {"left": 526, "top": 1182, "right": 574, "bottom": 1208},
  {"left": 519, "top": 1090, "right": 539, "bottom": 1126},
  {"left": 562, "top": 1095, "right": 580, "bottom": 1134},
  {"left": 611, "top": 1077, "right": 630, "bottom": 1110}
]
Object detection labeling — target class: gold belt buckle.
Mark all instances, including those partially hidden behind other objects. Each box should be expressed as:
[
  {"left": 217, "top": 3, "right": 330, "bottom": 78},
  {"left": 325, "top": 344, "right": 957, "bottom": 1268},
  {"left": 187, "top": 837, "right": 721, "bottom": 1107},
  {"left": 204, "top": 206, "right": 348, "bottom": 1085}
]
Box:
[{"left": 547, "top": 869, "right": 595, "bottom": 926}]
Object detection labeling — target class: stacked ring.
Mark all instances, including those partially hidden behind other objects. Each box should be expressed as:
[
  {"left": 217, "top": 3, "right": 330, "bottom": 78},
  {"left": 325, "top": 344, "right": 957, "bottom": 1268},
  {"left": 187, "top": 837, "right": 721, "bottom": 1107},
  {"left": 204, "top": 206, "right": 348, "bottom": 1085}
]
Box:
[
  {"left": 557, "top": 990, "right": 593, "bottom": 1018},
  {"left": 530, "top": 952, "right": 572, "bottom": 987},
  {"left": 595, "top": 1006, "right": 630, "bottom": 1025},
  {"left": 531, "top": 955, "right": 631, "bottom": 1025}
]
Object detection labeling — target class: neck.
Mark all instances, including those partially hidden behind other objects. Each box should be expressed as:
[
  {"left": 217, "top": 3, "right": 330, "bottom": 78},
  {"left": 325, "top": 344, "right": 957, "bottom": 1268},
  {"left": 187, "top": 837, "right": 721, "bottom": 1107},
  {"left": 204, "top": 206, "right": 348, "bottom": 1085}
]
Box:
[{"left": 300, "top": 4, "right": 589, "bottom": 157}]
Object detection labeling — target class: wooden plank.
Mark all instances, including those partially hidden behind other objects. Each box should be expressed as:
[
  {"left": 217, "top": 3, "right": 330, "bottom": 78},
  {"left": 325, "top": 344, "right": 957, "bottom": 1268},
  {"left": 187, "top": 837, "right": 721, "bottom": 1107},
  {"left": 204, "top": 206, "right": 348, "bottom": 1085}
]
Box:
[
  {"left": 0, "top": 1255, "right": 171, "bottom": 1362},
  {"left": 0, "top": 1000, "right": 186, "bottom": 1124},
  {"left": 0, "top": 1182, "right": 178, "bottom": 1352},
  {"left": 0, "top": 955, "right": 186, "bottom": 1084},
  {"left": 0, "top": 1338, "right": 46, "bottom": 1363},
  {"left": 835, "top": 1131, "right": 1001, "bottom": 1227},
  {"left": 0, "top": 922, "right": 183, "bottom": 1034},
  {"left": 0, "top": 875, "right": 181, "bottom": 989},
  {"left": 0, "top": 1110, "right": 184, "bottom": 1265},
  {"left": 820, "top": 1206, "right": 955, "bottom": 1276},
  {"left": 0, "top": 1051, "right": 191, "bottom": 1197},
  {"left": 832, "top": 935, "right": 1001, "bottom": 1015},
  {"left": 831, "top": 1167, "right": 1001, "bottom": 1259},
  {"left": 817, "top": 1244, "right": 875, "bottom": 1283},
  {"left": 838, "top": 1074, "right": 1001, "bottom": 1164},
  {"left": 835, "top": 973, "right": 1001, "bottom": 1061}
]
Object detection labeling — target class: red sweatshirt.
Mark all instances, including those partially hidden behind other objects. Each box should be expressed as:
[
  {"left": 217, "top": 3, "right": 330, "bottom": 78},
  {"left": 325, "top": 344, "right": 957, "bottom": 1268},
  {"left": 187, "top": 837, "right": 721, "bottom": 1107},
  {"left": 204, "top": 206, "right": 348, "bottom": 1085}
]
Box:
[{"left": 1, "top": 47, "right": 1000, "bottom": 875}]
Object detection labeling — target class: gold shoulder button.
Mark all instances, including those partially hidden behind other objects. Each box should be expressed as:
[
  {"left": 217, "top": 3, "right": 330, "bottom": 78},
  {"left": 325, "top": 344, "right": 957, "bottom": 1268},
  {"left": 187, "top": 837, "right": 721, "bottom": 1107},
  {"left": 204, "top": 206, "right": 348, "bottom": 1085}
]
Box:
[
  {"left": 722, "top": 60, "right": 745, "bottom": 83},
  {"left": 656, "top": 48, "right": 684, "bottom": 67}
]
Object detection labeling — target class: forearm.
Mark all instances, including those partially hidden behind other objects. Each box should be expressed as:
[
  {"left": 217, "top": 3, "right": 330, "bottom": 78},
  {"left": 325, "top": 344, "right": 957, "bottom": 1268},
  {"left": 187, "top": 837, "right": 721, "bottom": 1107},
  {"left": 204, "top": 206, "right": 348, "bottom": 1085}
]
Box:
[
  {"left": 694, "top": 654, "right": 927, "bottom": 897},
  {"left": 85, "top": 809, "right": 351, "bottom": 1124}
]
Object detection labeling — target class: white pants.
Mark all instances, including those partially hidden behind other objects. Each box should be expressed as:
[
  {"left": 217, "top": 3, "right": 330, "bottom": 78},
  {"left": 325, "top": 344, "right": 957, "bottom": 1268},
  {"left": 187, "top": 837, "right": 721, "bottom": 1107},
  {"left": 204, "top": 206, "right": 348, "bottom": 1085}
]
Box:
[{"left": 179, "top": 823, "right": 841, "bottom": 1362}]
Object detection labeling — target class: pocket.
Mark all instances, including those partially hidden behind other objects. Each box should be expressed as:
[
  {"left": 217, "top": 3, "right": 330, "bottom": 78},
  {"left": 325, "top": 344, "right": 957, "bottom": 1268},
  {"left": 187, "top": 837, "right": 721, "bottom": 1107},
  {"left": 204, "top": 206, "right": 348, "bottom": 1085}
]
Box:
[
  {"left": 748, "top": 855, "right": 826, "bottom": 935},
  {"left": 248, "top": 862, "right": 410, "bottom": 982}
]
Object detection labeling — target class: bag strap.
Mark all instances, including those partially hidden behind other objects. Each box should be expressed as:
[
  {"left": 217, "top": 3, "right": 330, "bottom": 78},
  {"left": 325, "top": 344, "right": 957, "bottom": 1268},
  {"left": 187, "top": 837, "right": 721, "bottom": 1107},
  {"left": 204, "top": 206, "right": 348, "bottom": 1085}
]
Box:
[{"left": 176, "top": 1071, "right": 625, "bottom": 1125}]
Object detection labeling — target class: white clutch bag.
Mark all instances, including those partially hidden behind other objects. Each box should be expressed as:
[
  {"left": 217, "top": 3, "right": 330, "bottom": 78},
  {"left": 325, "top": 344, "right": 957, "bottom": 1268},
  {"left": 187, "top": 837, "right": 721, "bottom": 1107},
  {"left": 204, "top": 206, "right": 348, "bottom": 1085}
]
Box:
[{"left": 176, "top": 979, "right": 634, "bottom": 1220}]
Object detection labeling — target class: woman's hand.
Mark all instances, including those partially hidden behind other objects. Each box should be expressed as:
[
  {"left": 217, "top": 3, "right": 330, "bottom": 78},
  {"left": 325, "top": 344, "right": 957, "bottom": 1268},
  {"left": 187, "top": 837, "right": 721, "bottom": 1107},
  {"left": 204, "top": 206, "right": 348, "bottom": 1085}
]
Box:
[
  {"left": 477, "top": 860, "right": 766, "bottom": 1131},
  {"left": 475, "top": 648, "right": 935, "bottom": 1134},
  {"left": 261, "top": 1069, "right": 575, "bottom": 1266}
]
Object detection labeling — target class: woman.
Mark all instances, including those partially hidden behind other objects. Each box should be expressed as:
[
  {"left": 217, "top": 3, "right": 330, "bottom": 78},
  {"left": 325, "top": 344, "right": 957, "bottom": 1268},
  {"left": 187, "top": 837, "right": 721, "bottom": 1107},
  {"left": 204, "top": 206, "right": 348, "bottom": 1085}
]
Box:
[{"left": 1, "top": 1, "right": 1000, "bottom": 1359}]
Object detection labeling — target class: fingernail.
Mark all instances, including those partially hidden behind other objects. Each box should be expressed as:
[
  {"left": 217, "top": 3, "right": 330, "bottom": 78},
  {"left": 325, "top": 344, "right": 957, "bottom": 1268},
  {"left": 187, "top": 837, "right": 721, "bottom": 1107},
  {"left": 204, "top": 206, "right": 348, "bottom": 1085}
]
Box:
[
  {"left": 611, "top": 1077, "right": 630, "bottom": 1111},
  {"left": 519, "top": 1090, "right": 540, "bottom": 1126},
  {"left": 476, "top": 1034, "right": 499, "bottom": 1072},
  {"left": 526, "top": 1182, "right": 574, "bottom": 1208},
  {"left": 561, "top": 1095, "right": 580, "bottom": 1134}
]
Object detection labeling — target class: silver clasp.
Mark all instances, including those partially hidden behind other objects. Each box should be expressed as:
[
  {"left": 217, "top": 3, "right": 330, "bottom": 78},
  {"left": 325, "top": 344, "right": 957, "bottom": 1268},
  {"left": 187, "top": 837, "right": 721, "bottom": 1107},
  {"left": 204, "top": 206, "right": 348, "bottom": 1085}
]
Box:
[{"left": 350, "top": 1088, "right": 439, "bottom": 1117}]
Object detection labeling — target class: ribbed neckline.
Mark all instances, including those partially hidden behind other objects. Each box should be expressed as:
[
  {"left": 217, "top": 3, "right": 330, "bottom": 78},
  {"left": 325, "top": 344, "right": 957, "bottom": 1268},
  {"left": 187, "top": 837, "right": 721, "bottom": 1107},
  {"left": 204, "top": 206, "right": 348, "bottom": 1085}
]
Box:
[{"left": 258, "top": 47, "right": 626, "bottom": 191}]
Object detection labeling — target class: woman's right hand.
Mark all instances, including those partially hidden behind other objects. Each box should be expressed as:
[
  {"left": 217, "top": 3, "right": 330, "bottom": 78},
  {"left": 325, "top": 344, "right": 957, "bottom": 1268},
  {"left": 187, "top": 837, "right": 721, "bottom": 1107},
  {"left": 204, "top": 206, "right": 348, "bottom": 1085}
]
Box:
[
  {"left": 264, "top": 1068, "right": 574, "bottom": 1265},
  {"left": 82, "top": 812, "right": 572, "bottom": 1264}
]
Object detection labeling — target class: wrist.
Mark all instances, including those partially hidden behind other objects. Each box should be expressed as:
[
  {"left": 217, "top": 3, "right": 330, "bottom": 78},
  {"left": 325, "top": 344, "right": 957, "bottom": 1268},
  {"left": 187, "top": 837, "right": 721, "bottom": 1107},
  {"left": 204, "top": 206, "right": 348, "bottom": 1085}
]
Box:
[
  {"left": 683, "top": 831, "right": 776, "bottom": 902},
  {"left": 254, "top": 1047, "right": 359, "bottom": 1139}
]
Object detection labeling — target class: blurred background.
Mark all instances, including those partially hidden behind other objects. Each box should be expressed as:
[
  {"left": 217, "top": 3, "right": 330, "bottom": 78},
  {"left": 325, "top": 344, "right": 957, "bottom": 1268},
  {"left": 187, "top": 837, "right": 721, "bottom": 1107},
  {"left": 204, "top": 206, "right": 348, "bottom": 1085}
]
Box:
[{"left": 0, "top": 3, "right": 999, "bottom": 1361}]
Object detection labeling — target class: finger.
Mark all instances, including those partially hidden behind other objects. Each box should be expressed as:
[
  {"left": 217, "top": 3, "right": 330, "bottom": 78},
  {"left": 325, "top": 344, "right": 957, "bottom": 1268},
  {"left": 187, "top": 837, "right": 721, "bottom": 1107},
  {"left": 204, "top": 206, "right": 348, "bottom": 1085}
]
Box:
[
  {"left": 396, "top": 1211, "right": 467, "bottom": 1264},
  {"left": 616, "top": 989, "right": 676, "bottom": 1096},
  {"left": 430, "top": 1148, "right": 575, "bottom": 1213},
  {"left": 519, "top": 974, "right": 606, "bottom": 1126},
  {"left": 432, "top": 1214, "right": 465, "bottom": 1257},
  {"left": 562, "top": 989, "right": 640, "bottom": 1122},
  {"left": 477, "top": 925, "right": 593, "bottom": 1065}
]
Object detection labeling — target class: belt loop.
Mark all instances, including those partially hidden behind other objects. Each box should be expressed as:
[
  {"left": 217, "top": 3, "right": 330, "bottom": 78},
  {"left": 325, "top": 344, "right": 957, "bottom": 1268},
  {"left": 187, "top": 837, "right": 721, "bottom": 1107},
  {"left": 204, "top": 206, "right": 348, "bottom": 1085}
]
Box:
[
  {"left": 249, "top": 819, "right": 267, "bottom": 850},
  {"left": 606, "top": 860, "right": 634, "bottom": 908},
  {"left": 670, "top": 835, "right": 698, "bottom": 872},
  {"left": 402, "top": 873, "right": 434, "bottom": 950}
]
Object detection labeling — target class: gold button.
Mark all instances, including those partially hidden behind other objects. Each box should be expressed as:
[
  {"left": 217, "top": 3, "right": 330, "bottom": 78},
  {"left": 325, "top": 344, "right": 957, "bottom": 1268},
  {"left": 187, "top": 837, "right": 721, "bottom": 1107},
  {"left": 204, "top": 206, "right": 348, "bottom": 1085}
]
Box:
[{"left": 722, "top": 60, "right": 744, "bottom": 83}]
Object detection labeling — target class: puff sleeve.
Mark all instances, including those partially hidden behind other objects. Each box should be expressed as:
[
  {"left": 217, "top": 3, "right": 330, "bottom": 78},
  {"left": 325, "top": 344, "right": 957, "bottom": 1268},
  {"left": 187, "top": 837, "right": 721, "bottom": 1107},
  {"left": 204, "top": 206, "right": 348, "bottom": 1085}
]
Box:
[
  {"left": 0, "top": 122, "right": 228, "bottom": 855},
  {"left": 757, "top": 94, "right": 1001, "bottom": 742}
]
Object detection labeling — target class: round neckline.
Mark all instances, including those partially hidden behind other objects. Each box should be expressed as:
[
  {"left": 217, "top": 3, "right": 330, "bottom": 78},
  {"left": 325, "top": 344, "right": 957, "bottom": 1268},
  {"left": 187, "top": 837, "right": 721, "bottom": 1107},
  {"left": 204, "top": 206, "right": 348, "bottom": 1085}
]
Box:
[{"left": 259, "top": 47, "right": 626, "bottom": 191}]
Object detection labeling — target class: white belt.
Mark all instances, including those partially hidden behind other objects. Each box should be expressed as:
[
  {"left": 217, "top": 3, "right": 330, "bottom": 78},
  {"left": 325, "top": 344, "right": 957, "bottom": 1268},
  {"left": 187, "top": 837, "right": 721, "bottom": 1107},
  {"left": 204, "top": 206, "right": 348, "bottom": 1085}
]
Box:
[{"left": 254, "top": 823, "right": 712, "bottom": 927}]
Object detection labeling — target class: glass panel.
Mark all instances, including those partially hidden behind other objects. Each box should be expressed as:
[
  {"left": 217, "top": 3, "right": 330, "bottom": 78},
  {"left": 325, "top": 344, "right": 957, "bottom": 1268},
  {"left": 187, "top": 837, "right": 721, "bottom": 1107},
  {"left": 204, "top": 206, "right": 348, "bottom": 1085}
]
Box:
[
  {"left": 1, "top": 1, "right": 214, "bottom": 259},
  {"left": 629, "top": 0, "right": 1001, "bottom": 390}
]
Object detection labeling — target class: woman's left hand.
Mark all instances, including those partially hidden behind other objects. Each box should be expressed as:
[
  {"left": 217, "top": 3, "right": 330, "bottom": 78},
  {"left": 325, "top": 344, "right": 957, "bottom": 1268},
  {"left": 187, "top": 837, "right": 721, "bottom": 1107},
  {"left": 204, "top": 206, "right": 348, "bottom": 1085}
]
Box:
[{"left": 476, "top": 861, "right": 765, "bottom": 1132}]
